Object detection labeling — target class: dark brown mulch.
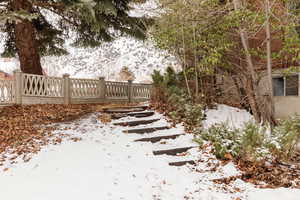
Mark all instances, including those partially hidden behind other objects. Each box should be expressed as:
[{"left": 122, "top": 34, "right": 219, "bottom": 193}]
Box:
[
  {"left": 213, "top": 160, "right": 300, "bottom": 189},
  {"left": 236, "top": 160, "right": 300, "bottom": 189}
]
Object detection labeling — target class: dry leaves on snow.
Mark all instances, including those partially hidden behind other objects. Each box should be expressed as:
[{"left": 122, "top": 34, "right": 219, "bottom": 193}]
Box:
[{"left": 0, "top": 104, "right": 94, "bottom": 165}]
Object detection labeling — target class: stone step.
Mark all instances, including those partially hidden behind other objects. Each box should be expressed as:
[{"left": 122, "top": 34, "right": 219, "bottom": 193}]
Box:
[
  {"left": 153, "top": 146, "right": 196, "bottom": 156},
  {"left": 128, "top": 111, "right": 155, "bottom": 117},
  {"left": 113, "top": 119, "right": 160, "bottom": 127},
  {"left": 104, "top": 108, "right": 145, "bottom": 114},
  {"left": 123, "top": 126, "right": 169, "bottom": 134},
  {"left": 103, "top": 106, "right": 148, "bottom": 113},
  {"left": 134, "top": 134, "right": 184, "bottom": 143},
  {"left": 168, "top": 160, "right": 196, "bottom": 166},
  {"left": 111, "top": 111, "right": 155, "bottom": 119}
]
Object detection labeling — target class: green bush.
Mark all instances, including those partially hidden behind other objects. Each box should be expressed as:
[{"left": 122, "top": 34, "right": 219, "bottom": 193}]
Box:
[
  {"left": 195, "top": 122, "right": 269, "bottom": 161},
  {"left": 195, "top": 117, "right": 300, "bottom": 162},
  {"left": 271, "top": 116, "right": 300, "bottom": 160},
  {"left": 195, "top": 123, "right": 241, "bottom": 159},
  {"left": 240, "top": 123, "right": 268, "bottom": 161}
]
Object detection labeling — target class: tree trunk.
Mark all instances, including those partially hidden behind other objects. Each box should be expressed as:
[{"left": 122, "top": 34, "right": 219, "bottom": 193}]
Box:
[
  {"left": 265, "top": 0, "right": 276, "bottom": 126},
  {"left": 233, "top": 0, "right": 261, "bottom": 122},
  {"left": 11, "top": 0, "right": 43, "bottom": 75},
  {"left": 193, "top": 23, "right": 199, "bottom": 102},
  {"left": 244, "top": 77, "right": 261, "bottom": 121},
  {"left": 181, "top": 23, "right": 192, "bottom": 98}
]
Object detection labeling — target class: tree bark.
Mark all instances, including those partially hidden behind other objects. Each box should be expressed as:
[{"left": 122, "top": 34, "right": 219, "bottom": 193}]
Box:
[
  {"left": 233, "top": 0, "right": 261, "bottom": 122},
  {"left": 181, "top": 23, "right": 192, "bottom": 98},
  {"left": 265, "top": 0, "right": 276, "bottom": 126},
  {"left": 193, "top": 23, "right": 199, "bottom": 102},
  {"left": 11, "top": 0, "right": 43, "bottom": 75}
]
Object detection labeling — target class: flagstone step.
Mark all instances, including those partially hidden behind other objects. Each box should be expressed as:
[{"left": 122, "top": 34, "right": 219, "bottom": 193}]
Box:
[
  {"left": 123, "top": 126, "right": 169, "bottom": 134},
  {"left": 103, "top": 106, "right": 148, "bottom": 113},
  {"left": 153, "top": 146, "right": 197, "bottom": 156},
  {"left": 111, "top": 111, "right": 155, "bottom": 119},
  {"left": 128, "top": 111, "right": 155, "bottom": 117},
  {"left": 113, "top": 119, "right": 160, "bottom": 127},
  {"left": 168, "top": 160, "right": 196, "bottom": 166},
  {"left": 104, "top": 108, "right": 145, "bottom": 114},
  {"left": 134, "top": 134, "right": 184, "bottom": 143}
]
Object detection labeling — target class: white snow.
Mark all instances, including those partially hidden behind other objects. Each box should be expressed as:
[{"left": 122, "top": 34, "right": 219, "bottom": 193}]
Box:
[
  {"left": 221, "top": 161, "right": 241, "bottom": 177},
  {"left": 204, "top": 104, "right": 254, "bottom": 129},
  {"left": 0, "top": 107, "right": 299, "bottom": 200},
  {"left": 248, "top": 188, "right": 300, "bottom": 200}
]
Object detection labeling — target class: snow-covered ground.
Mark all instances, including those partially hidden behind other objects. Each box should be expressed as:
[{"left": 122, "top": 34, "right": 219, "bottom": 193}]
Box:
[
  {"left": 0, "top": 105, "right": 299, "bottom": 200},
  {"left": 203, "top": 104, "right": 254, "bottom": 129},
  {"left": 0, "top": 0, "right": 179, "bottom": 82}
]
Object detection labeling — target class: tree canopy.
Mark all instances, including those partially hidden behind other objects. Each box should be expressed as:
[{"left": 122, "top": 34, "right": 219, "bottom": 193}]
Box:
[{"left": 0, "top": 0, "right": 149, "bottom": 74}]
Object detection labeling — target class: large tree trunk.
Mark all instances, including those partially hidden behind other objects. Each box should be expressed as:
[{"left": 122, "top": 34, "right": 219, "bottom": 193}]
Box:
[{"left": 11, "top": 0, "right": 43, "bottom": 75}]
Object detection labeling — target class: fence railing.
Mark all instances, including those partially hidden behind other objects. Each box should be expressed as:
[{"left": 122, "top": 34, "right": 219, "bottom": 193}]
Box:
[
  {"left": 105, "top": 81, "right": 129, "bottom": 99},
  {"left": 23, "top": 73, "right": 64, "bottom": 97},
  {"left": 0, "top": 70, "right": 152, "bottom": 105},
  {"left": 132, "top": 83, "right": 152, "bottom": 99},
  {"left": 0, "top": 80, "right": 14, "bottom": 104},
  {"left": 71, "top": 78, "right": 100, "bottom": 98}
]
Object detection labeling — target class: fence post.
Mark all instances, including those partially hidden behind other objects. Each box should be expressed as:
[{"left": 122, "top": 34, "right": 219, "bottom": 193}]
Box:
[
  {"left": 13, "top": 69, "right": 22, "bottom": 104},
  {"left": 99, "top": 77, "right": 106, "bottom": 100},
  {"left": 128, "top": 80, "right": 133, "bottom": 103},
  {"left": 63, "top": 74, "right": 70, "bottom": 104}
]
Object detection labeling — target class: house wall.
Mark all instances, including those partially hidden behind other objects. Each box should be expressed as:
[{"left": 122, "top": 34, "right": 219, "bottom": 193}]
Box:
[
  {"left": 220, "top": 69, "right": 300, "bottom": 119},
  {"left": 274, "top": 96, "right": 300, "bottom": 119},
  {"left": 258, "top": 69, "right": 300, "bottom": 118}
]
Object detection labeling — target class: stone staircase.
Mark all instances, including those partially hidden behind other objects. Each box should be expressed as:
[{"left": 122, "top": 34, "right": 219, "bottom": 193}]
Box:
[{"left": 104, "top": 105, "right": 199, "bottom": 167}]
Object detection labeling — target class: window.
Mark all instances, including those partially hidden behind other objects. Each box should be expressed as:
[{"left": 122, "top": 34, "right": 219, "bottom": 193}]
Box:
[
  {"left": 273, "top": 75, "right": 299, "bottom": 96},
  {"left": 273, "top": 77, "right": 284, "bottom": 96}
]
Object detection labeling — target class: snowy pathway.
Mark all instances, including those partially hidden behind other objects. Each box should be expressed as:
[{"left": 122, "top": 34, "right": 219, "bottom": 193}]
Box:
[{"left": 0, "top": 105, "right": 299, "bottom": 200}]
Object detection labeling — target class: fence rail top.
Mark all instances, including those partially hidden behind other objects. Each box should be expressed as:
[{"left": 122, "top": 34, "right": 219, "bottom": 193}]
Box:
[
  {"left": 70, "top": 77, "right": 100, "bottom": 81},
  {"left": 22, "top": 73, "right": 63, "bottom": 79},
  {"left": 132, "top": 83, "right": 152, "bottom": 86}
]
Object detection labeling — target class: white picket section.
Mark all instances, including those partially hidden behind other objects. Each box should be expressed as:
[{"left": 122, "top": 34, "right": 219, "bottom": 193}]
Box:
[
  {"left": 71, "top": 78, "right": 99, "bottom": 98},
  {"left": 0, "top": 80, "right": 14, "bottom": 104},
  {"left": 132, "top": 83, "right": 152, "bottom": 99},
  {"left": 105, "top": 81, "right": 128, "bottom": 99},
  {"left": 22, "top": 74, "right": 63, "bottom": 97}
]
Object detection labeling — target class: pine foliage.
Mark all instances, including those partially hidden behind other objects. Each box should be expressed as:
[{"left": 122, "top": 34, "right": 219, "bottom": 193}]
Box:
[{"left": 0, "top": 0, "right": 149, "bottom": 57}]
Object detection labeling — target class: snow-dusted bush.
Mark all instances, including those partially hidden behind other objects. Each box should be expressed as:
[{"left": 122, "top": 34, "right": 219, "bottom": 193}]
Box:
[
  {"left": 194, "top": 122, "right": 268, "bottom": 161},
  {"left": 196, "top": 117, "right": 300, "bottom": 162},
  {"left": 269, "top": 116, "right": 300, "bottom": 161},
  {"left": 194, "top": 123, "right": 242, "bottom": 159}
]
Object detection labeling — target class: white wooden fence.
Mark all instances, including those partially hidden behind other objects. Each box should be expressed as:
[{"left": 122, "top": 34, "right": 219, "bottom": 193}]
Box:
[{"left": 0, "top": 70, "right": 152, "bottom": 105}]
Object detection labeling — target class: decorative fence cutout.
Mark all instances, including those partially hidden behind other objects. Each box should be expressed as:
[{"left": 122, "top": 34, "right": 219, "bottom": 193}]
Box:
[
  {"left": 23, "top": 74, "right": 64, "bottom": 97},
  {"left": 71, "top": 78, "right": 99, "bottom": 98},
  {"left": 132, "top": 83, "right": 152, "bottom": 99},
  {"left": 105, "top": 81, "right": 129, "bottom": 99},
  {"left": 0, "top": 80, "right": 14, "bottom": 104}
]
